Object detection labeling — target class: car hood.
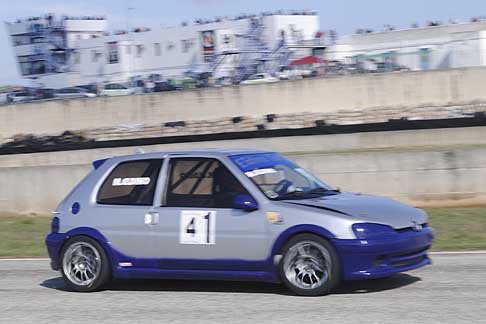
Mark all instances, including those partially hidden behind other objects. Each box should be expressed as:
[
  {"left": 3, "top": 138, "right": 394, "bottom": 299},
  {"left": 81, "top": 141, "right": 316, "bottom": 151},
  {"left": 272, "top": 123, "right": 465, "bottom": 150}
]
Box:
[{"left": 283, "top": 192, "right": 427, "bottom": 229}]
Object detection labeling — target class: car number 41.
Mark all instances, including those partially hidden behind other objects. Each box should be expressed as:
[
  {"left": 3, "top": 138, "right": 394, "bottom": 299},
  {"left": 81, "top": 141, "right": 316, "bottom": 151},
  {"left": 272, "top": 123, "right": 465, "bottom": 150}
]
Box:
[{"left": 179, "top": 211, "right": 216, "bottom": 244}]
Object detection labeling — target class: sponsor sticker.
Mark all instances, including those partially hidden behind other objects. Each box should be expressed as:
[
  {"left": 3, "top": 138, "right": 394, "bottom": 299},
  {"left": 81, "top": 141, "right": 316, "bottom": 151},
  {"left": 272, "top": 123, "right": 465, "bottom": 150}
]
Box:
[
  {"left": 245, "top": 168, "right": 277, "bottom": 178},
  {"left": 112, "top": 177, "right": 151, "bottom": 186},
  {"left": 266, "top": 211, "right": 283, "bottom": 224}
]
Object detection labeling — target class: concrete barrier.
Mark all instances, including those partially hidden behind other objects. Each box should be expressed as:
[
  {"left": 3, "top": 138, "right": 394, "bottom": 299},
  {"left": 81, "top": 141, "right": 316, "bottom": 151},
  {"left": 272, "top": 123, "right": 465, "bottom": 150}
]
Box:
[
  {"left": 3, "top": 67, "right": 486, "bottom": 141},
  {"left": 1, "top": 126, "right": 485, "bottom": 214}
]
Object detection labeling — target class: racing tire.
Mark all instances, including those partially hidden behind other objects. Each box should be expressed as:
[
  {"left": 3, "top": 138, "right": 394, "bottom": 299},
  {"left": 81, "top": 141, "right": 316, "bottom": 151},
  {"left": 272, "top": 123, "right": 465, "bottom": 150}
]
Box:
[
  {"left": 60, "top": 236, "right": 111, "bottom": 292},
  {"left": 279, "top": 233, "right": 341, "bottom": 296}
]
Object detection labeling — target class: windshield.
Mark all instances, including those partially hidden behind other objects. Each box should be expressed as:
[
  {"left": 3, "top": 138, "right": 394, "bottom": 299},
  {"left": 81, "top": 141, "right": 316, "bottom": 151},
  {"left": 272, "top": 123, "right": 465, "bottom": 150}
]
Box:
[{"left": 229, "top": 152, "right": 337, "bottom": 200}]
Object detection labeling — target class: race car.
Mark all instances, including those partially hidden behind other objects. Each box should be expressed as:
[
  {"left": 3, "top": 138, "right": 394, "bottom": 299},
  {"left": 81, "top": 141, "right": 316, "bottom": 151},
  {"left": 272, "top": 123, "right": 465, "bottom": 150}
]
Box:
[{"left": 46, "top": 149, "right": 433, "bottom": 296}]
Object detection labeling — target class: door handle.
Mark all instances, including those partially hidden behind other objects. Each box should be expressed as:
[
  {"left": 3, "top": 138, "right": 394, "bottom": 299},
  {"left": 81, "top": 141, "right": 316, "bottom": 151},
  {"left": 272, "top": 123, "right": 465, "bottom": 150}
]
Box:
[
  {"left": 152, "top": 212, "right": 160, "bottom": 225},
  {"left": 144, "top": 212, "right": 160, "bottom": 225}
]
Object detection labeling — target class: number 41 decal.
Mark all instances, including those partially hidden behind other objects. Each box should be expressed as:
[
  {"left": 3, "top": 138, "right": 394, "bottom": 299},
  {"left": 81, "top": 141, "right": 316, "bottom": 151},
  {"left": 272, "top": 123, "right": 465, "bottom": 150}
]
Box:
[{"left": 179, "top": 211, "right": 216, "bottom": 244}]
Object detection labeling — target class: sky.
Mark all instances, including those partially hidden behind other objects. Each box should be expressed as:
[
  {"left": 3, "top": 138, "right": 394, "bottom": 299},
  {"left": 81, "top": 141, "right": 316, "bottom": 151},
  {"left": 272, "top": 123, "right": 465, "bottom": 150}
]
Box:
[{"left": 0, "top": 0, "right": 485, "bottom": 85}]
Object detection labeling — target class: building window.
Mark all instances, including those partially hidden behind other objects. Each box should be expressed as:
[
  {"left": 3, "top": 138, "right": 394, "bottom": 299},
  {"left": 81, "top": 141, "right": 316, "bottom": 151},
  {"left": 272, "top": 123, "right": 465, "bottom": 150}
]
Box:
[
  {"left": 167, "top": 41, "right": 175, "bottom": 51},
  {"left": 12, "top": 35, "right": 29, "bottom": 46},
  {"left": 419, "top": 48, "right": 430, "bottom": 70},
  {"left": 72, "top": 51, "right": 80, "bottom": 64},
  {"left": 126, "top": 44, "right": 131, "bottom": 55},
  {"left": 91, "top": 50, "right": 103, "bottom": 63},
  {"left": 32, "top": 37, "right": 45, "bottom": 44},
  {"left": 107, "top": 41, "right": 119, "bottom": 64},
  {"left": 19, "top": 62, "right": 32, "bottom": 75},
  {"left": 154, "top": 43, "right": 161, "bottom": 56},
  {"left": 181, "top": 39, "right": 195, "bottom": 53},
  {"left": 91, "top": 50, "right": 98, "bottom": 62},
  {"left": 385, "top": 51, "right": 397, "bottom": 71},
  {"left": 136, "top": 44, "right": 145, "bottom": 57}
]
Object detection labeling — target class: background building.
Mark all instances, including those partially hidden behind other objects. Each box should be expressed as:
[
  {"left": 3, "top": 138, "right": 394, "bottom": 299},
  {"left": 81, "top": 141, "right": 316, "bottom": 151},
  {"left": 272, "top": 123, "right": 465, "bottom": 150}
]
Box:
[
  {"left": 328, "top": 20, "right": 486, "bottom": 72},
  {"left": 7, "top": 12, "right": 486, "bottom": 89},
  {"left": 5, "top": 15, "right": 107, "bottom": 88},
  {"left": 6, "top": 12, "right": 323, "bottom": 88}
]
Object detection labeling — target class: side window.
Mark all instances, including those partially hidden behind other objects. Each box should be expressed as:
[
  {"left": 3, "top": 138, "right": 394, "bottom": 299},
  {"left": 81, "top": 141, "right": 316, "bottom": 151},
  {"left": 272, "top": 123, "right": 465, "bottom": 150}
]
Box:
[
  {"left": 97, "top": 159, "right": 163, "bottom": 206},
  {"left": 165, "top": 158, "right": 249, "bottom": 208}
]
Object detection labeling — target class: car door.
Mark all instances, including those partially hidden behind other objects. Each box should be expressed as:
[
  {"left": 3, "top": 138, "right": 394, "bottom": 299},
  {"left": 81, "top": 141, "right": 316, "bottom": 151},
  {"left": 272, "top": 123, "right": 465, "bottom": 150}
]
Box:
[
  {"left": 102, "top": 84, "right": 115, "bottom": 96},
  {"left": 151, "top": 156, "right": 268, "bottom": 266},
  {"left": 65, "top": 89, "right": 76, "bottom": 99},
  {"left": 121, "top": 85, "right": 132, "bottom": 96},
  {"left": 93, "top": 158, "right": 164, "bottom": 258}
]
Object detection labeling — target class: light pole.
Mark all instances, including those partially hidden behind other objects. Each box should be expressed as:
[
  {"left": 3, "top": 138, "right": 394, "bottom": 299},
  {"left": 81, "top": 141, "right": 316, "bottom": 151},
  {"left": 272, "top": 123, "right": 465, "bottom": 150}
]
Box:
[{"left": 126, "top": 2, "right": 135, "bottom": 87}]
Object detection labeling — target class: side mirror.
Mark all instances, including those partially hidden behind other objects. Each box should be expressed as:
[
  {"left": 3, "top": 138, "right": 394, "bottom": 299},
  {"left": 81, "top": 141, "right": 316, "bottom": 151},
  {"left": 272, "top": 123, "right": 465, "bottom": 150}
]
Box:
[{"left": 233, "top": 194, "right": 258, "bottom": 211}]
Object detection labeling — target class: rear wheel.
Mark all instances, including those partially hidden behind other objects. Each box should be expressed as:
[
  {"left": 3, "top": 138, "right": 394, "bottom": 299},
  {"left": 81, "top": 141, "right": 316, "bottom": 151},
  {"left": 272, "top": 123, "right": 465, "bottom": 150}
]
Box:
[
  {"left": 60, "top": 236, "right": 111, "bottom": 292},
  {"left": 279, "top": 234, "right": 341, "bottom": 296}
]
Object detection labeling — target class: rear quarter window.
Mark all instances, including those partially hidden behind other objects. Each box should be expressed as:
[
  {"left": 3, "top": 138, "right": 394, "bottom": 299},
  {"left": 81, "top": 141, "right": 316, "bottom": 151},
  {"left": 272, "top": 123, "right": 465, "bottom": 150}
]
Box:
[{"left": 97, "top": 159, "right": 163, "bottom": 206}]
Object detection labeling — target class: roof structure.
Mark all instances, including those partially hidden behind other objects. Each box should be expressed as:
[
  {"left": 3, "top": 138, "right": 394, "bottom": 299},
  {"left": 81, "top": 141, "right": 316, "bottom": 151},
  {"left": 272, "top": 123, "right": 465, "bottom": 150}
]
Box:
[{"left": 290, "top": 56, "right": 323, "bottom": 66}]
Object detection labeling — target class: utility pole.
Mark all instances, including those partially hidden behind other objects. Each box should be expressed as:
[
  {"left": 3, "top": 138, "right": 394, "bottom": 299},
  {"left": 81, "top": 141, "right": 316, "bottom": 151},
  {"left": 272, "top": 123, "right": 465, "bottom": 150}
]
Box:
[{"left": 126, "top": 2, "right": 135, "bottom": 87}]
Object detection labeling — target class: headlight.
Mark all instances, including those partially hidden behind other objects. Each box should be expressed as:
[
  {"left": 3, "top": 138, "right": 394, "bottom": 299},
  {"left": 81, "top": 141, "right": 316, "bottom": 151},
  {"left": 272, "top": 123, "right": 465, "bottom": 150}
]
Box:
[{"left": 352, "top": 223, "right": 396, "bottom": 240}]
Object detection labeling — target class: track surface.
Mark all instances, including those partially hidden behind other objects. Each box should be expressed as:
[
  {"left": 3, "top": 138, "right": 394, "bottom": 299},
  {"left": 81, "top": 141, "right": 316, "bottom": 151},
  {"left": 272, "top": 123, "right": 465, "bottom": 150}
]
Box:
[{"left": 1, "top": 254, "right": 485, "bottom": 324}]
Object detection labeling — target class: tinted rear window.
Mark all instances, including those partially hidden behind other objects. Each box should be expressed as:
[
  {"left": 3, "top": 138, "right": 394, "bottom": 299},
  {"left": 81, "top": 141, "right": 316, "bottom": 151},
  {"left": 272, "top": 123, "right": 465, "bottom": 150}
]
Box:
[{"left": 97, "top": 159, "right": 163, "bottom": 206}]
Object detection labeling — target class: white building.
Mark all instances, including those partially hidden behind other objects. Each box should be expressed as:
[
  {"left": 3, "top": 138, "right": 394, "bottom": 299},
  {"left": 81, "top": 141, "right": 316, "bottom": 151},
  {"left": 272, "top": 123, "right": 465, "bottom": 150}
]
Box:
[
  {"left": 5, "top": 15, "right": 107, "bottom": 87},
  {"left": 8, "top": 13, "right": 486, "bottom": 89},
  {"left": 327, "top": 20, "right": 486, "bottom": 72},
  {"left": 6, "top": 12, "right": 322, "bottom": 88}
]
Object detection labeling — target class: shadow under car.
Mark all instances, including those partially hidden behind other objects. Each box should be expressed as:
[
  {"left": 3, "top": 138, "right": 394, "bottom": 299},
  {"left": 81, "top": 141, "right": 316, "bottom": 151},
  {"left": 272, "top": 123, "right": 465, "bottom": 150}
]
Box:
[{"left": 40, "top": 273, "right": 421, "bottom": 296}]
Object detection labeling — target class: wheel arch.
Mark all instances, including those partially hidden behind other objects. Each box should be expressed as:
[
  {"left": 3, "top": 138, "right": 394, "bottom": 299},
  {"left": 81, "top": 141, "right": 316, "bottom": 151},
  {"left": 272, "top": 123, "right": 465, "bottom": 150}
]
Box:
[
  {"left": 271, "top": 225, "right": 342, "bottom": 295},
  {"left": 270, "top": 224, "right": 336, "bottom": 258},
  {"left": 60, "top": 227, "right": 115, "bottom": 271}
]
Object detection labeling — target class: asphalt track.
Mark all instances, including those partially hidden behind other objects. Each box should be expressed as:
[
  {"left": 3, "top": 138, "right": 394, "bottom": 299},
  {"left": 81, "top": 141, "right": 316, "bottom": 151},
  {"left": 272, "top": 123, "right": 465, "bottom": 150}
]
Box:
[{"left": 0, "top": 253, "right": 485, "bottom": 324}]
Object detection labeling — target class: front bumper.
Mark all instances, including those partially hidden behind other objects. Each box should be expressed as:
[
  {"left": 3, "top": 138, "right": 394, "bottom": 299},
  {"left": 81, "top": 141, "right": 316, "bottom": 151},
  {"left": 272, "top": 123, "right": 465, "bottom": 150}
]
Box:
[
  {"left": 45, "top": 233, "right": 67, "bottom": 271},
  {"left": 332, "top": 227, "right": 434, "bottom": 280}
]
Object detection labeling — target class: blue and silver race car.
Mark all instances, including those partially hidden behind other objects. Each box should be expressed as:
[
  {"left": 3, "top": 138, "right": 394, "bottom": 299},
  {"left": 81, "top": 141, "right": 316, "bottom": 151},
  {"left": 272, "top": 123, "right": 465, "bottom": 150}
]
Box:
[{"left": 46, "top": 149, "right": 433, "bottom": 296}]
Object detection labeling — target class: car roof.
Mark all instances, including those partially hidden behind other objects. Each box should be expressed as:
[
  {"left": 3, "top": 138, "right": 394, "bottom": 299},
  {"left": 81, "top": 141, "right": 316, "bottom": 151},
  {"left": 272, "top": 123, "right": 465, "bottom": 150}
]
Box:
[
  {"left": 59, "top": 87, "right": 83, "bottom": 91},
  {"left": 107, "top": 148, "right": 274, "bottom": 162},
  {"left": 105, "top": 83, "right": 126, "bottom": 86}
]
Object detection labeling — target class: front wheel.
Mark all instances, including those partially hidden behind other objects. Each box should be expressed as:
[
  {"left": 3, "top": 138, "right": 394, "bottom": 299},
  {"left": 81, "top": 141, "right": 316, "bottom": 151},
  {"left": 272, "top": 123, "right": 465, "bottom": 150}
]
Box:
[
  {"left": 279, "top": 234, "right": 341, "bottom": 296},
  {"left": 60, "top": 236, "right": 111, "bottom": 292}
]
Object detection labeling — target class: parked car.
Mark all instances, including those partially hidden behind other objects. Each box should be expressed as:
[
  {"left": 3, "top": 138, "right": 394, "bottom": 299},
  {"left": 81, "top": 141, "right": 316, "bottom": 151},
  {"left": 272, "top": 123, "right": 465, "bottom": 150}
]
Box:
[
  {"left": 0, "top": 92, "right": 9, "bottom": 105},
  {"left": 46, "top": 149, "right": 433, "bottom": 295},
  {"left": 275, "top": 69, "right": 305, "bottom": 80},
  {"left": 54, "top": 87, "right": 96, "bottom": 99},
  {"left": 100, "top": 83, "right": 137, "bottom": 96},
  {"left": 6, "top": 91, "right": 35, "bottom": 103},
  {"left": 214, "top": 77, "right": 233, "bottom": 87},
  {"left": 302, "top": 70, "right": 319, "bottom": 78},
  {"left": 154, "top": 81, "right": 177, "bottom": 92},
  {"left": 76, "top": 84, "right": 98, "bottom": 95},
  {"left": 240, "top": 73, "right": 279, "bottom": 85},
  {"left": 34, "top": 88, "right": 55, "bottom": 100},
  {"left": 294, "top": 69, "right": 314, "bottom": 78}
]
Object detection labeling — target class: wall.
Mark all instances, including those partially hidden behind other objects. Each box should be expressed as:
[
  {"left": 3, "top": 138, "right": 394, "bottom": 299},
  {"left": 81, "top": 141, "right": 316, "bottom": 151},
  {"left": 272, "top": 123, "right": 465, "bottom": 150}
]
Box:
[
  {"left": 2, "top": 66, "right": 486, "bottom": 142},
  {"left": 1, "top": 126, "right": 485, "bottom": 214}
]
